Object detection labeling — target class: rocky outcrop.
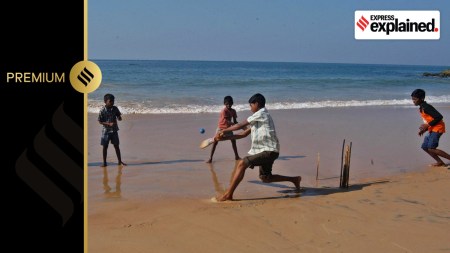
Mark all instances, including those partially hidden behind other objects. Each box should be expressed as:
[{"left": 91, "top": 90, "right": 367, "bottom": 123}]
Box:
[{"left": 423, "top": 69, "right": 450, "bottom": 78}]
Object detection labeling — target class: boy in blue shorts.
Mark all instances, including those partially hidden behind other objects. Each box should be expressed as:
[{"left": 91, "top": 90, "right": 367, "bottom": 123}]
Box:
[
  {"left": 98, "top": 93, "right": 127, "bottom": 167},
  {"left": 213, "top": 93, "right": 301, "bottom": 201},
  {"left": 411, "top": 89, "right": 450, "bottom": 167}
]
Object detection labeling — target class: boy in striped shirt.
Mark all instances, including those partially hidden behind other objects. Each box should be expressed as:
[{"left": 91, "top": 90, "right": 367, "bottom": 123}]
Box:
[{"left": 214, "top": 93, "right": 301, "bottom": 201}]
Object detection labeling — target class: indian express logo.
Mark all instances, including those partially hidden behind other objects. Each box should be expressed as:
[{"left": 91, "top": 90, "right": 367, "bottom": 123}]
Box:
[{"left": 355, "top": 11, "right": 440, "bottom": 40}]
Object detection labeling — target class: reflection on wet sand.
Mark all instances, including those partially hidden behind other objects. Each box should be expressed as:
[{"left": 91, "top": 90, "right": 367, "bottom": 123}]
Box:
[
  {"left": 206, "top": 163, "right": 224, "bottom": 195},
  {"left": 206, "top": 161, "right": 240, "bottom": 196},
  {"left": 102, "top": 166, "right": 123, "bottom": 198}
]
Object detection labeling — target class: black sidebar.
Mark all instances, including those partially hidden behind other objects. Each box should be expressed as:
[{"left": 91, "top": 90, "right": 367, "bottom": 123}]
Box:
[{"left": 1, "top": 1, "right": 84, "bottom": 253}]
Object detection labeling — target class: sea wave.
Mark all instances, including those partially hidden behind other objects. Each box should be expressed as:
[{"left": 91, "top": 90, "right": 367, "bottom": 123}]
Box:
[{"left": 88, "top": 95, "right": 450, "bottom": 114}]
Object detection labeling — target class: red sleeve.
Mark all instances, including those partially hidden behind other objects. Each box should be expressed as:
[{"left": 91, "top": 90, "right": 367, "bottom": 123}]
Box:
[{"left": 219, "top": 108, "right": 226, "bottom": 118}]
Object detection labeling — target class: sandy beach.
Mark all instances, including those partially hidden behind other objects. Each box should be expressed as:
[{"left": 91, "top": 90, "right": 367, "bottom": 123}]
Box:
[{"left": 88, "top": 105, "right": 450, "bottom": 253}]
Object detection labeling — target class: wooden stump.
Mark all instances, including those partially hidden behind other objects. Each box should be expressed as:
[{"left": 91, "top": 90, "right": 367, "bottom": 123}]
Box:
[{"left": 340, "top": 140, "right": 352, "bottom": 188}]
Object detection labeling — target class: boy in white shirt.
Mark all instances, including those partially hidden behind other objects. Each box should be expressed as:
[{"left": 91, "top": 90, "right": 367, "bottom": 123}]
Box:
[{"left": 215, "top": 93, "right": 301, "bottom": 201}]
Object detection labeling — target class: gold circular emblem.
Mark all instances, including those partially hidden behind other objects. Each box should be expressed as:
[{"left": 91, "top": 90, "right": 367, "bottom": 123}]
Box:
[{"left": 70, "top": 61, "right": 102, "bottom": 94}]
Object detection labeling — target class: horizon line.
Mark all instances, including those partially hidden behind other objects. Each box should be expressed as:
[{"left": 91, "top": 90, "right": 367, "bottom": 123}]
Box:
[{"left": 89, "top": 59, "right": 450, "bottom": 68}]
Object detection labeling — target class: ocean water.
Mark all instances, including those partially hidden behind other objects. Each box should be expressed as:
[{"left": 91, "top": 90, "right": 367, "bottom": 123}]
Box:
[{"left": 88, "top": 60, "right": 449, "bottom": 114}]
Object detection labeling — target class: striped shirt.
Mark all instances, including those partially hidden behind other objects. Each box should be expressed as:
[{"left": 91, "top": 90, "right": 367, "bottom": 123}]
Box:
[{"left": 247, "top": 107, "right": 280, "bottom": 155}]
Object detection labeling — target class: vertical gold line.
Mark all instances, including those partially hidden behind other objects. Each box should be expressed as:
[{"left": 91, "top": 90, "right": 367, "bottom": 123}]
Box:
[
  {"left": 85, "top": 0, "right": 88, "bottom": 60},
  {"left": 84, "top": 1, "right": 88, "bottom": 253},
  {"left": 84, "top": 95, "right": 88, "bottom": 253}
]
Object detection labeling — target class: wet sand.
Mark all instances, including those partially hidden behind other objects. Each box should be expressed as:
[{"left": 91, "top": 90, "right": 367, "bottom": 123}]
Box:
[{"left": 88, "top": 105, "right": 450, "bottom": 252}]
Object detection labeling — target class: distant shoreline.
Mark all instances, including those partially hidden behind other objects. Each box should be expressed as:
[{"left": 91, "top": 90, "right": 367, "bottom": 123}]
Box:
[{"left": 423, "top": 69, "right": 450, "bottom": 77}]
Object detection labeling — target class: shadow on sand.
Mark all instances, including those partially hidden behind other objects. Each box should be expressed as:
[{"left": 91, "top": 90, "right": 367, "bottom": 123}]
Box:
[
  {"left": 247, "top": 179, "right": 390, "bottom": 198},
  {"left": 88, "top": 159, "right": 203, "bottom": 167},
  {"left": 277, "top": 155, "right": 306, "bottom": 160},
  {"left": 300, "top": 180, "right": 390, "bottom": 197}
]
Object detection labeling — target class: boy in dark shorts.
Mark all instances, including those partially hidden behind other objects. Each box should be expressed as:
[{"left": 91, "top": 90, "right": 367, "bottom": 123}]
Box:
[
  {"left": 213, "top": 93, "right": 301, "bottom": 201},
  {"left": 98, "top": 93, "right": 126, "bottom": 167},
  {"left": 411, "top": 89, "right": 450, "bottom": 167}
]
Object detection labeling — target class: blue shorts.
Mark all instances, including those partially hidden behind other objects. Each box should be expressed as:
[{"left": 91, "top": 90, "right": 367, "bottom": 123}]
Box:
[
  {"left": 421, "top": 132, "right": 442, "bottom": 150},
  {"left": 101, "top": 131, "right": 120, "bottom": 146}
]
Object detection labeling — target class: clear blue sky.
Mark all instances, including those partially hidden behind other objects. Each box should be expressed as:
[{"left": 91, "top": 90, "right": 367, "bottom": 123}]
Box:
[{"left": 89, "top": 0, "right": 450, "bottom": 66}]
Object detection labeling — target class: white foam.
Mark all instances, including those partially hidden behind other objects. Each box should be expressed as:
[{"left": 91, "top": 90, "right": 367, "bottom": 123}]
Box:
[{"left": 88, "top": 95, "right": 450, "bottom": 114}]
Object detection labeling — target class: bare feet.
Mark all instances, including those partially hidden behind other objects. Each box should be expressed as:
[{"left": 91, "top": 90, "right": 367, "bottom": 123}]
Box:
[
  {"left": 100, "top": 163, "right": 107, "bottom": 167},
  {"left": 294, "top": 176, "right": 301, "bottom": 190},
  {"left": 216, "top": 192, "right": 233, "bottom": 202},
  {"left": 205, "top": 159, "right": 212, "bottom": 163},
  {"left": 119, "top": 161, "right": 127, "bottom": 166}
]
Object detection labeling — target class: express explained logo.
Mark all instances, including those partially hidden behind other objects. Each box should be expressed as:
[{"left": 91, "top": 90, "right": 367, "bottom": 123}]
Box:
[
  {"left": 356, "top": 16, "right": 369, "bottom": 31},
  {"left": 355, "top": 11, "right": 440, "bottom": 40}
]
